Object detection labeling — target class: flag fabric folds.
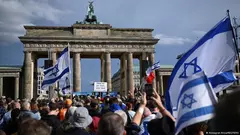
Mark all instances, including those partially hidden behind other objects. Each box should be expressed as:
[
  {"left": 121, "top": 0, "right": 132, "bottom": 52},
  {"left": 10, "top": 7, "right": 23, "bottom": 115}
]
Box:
[
  {"left": 41, "top": 47, "right": 70, "bottom": 90},
  {"left": 165, "top": 16, "right": 237, "bottom": 117},
  {"left": 174, "top": 72, "right": 217, "bottom": 135},
  {"left": 60, "top": 76, "right": 71, "bottom": 95},
  {"left": 145, "top": 61, "right": 160, "bottom": 84}
]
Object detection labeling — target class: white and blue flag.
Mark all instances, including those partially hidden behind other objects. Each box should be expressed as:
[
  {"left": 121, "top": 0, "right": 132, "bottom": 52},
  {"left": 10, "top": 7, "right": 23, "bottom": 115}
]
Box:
[
  {"left": 42, "top": 47, "right": 70, "bottom": 90},
  {"left": 174, "top": 71, "right": 217, "bottom": 135},
  {"left": 146, "top": 61, "right": 161, "bottom": 76},
  {"left": 60, "top": 76, "right": 71, "bottom": 95},
  {"left": 165, "top": 16, "right": 237, "bottom": 117}
]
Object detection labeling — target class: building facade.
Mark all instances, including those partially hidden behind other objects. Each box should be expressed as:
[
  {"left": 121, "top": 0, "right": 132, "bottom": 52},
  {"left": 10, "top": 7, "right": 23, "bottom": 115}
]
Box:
[
  {"left": 37, "top": 68, "right": 48, "bottom": 97},
  {"left": 0, "top": 66, "right": 22, "bottom": 99},
  {"left": 112, "top": 64, "right": 141, "bottom": 92},
  {"left": 112, "top": 65, "right": 173, "bottom": 96}
]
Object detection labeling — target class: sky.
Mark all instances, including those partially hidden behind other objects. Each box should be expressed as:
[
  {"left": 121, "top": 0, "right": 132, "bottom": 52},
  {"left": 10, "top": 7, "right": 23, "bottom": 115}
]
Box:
[{"left": 0, "top": 0, "right": 240, "bottom": 92}]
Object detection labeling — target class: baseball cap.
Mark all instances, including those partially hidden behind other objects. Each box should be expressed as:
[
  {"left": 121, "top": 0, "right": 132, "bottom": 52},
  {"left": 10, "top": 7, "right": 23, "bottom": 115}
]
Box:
[{"left": 65, "top": 99, "right": 72, "bottom": 106}]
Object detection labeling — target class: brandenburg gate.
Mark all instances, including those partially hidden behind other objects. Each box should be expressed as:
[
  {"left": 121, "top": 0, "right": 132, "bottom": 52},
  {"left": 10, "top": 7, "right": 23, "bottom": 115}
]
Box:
[{"left": 19, "top": 2, "right": 159, "bottom": 99}]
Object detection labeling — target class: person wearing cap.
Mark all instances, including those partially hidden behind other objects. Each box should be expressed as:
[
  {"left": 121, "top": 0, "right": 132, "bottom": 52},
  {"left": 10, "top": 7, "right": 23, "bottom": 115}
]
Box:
[
  {"left": 57, "top": 107, "right": 92, "bottom": 135},
  {"left": 59, "top": 99, "right": 72, "bottom": 121}
]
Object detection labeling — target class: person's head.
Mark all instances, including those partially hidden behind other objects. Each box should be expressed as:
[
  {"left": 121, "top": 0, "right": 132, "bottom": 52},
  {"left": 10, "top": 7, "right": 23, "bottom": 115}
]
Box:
[
  {"left": 147, "top": 100, "right": 159, "bottom": 113},
  {"left": 13, "top": 102, "right": 21, "bottom": 109},
  {"left": 85, "top": 98, "right": 91, "bottom": 106},
  {"left": 114, "top": 110, "right": 128, "bottom": 126},
  {"left": 72, "top": 107, "right": 92, "bottom": 128},
  {"left": 18, "top": 119, "right": 51, "bottom": 135},
  {"left": 6, "top": 98, "right": 12, "bottom": 104},
  {"left": 212, "top": 91, "right": 240, "bottom": 132},
  {"left": 48, "top": 103, "right": 59, "bottom": 115},
  {"left": 98, "top": 112, "right": 125, "bottom": 135},
  {"left": 110, "top": 97, "right": 119, "bottom": 105},
  {"left": 31, "top": 102, "right": 39, "bottom": 112},
  {"left": 147, "top": 116, "right": 174, "bottom": 135},
  {"left": 126, "top": 102, "right": 133, "bottom": 110},
  {"left": 90, "top": 99, "right": 99, "bottom": 109},
  {"left": 11, "top": 108, "right": 21, "bottom": 121},
  {"left": 65, "top": 99, "right": 72, "bottom": 108},
  {"left": 21, "top": 101, "right": 30, "bottom": 111}
]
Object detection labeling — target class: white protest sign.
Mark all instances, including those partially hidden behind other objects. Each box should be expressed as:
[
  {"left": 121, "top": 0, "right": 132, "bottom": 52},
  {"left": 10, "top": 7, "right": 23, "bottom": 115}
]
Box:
[{"left": 94, "top": 82, "right": 107, "bottom": 92}]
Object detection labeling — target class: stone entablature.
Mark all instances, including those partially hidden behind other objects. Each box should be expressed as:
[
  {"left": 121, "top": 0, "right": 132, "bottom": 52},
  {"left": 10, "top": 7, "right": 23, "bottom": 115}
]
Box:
[
  {"left": 0, "top": 67, "right": 22, "bottom": 78},
  {"left": 22, "top": 24, "right": 154, "bottom": 39}
]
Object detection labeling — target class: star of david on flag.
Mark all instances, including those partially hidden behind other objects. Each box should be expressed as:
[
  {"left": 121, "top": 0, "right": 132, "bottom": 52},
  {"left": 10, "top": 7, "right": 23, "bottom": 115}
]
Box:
[
  {"left": 165, "top": 16, "right": 237, "bottom": 120},
  {"left": 179, "top": 57, "right": 202, "bottom": 79},
  {"left": 50, "top": 64, "right": 59, "bottom": 77},
  {"left": 42, "top": 47, "right": 70, "bottom": 90},
  {"left": 181, "top": 93, "right": 197, "bottom": 109}
]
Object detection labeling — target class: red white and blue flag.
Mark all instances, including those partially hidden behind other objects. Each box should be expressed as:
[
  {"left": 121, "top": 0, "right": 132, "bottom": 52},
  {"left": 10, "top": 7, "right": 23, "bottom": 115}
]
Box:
[{"left": 145, "top": 61, "right": 160, "bottom": 84}]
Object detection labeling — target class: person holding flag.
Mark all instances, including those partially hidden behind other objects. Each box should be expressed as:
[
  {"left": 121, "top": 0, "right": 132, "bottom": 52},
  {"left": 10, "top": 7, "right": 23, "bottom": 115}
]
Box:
[{"left": 165, "top": 11, "right": 238, "bottom": 134}]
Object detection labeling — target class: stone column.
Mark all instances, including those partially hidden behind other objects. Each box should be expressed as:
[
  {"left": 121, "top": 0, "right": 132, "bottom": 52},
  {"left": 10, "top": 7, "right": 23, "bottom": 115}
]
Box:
[
  {"left": 149, "top": 53, "right": 156, "bottom": 90},
  {"left": 139, "top": 52, "right": 148, "bottom": 84},
  {"left": 73, "top": 53, "right": 81, "bottom": 92},
  {"left": 15, "top": 77, "right": 19, "bottom": 100},
  {"left": 0, "top": 77, "right": 3, "bottom": 97},
  {"left": 23, "top": 51, "right": 32, "bottom": 99},
  {"left": 105, "top": 52, "right": 112, "bottom": 91},
  {"left": 33, "top": 58, "right": 38, "bottom": 99},
  {"left": 120, "top": 53, "right": 127, "bottom": 96},
  {"left": 156, "top": 70, "right": 161, "bottom": 94},
  {"left": 127, "top": 52, "right": 134, "bottom": 95},
  {"left": 48, "top": 52, "right": 57, "bottom": 99},
  {"left": 51, "top": 52, "right": 57, "bottom": 65},
  {"left": 100, "top": 54, "right": 105, "bottom": 82},
  {"left": 160, "top": 75, "right": 164, "bottom": 96}
]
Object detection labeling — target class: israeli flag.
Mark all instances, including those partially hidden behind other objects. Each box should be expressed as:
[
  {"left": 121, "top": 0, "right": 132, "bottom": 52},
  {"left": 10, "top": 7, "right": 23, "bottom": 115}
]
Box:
[
  {"left": 174, "top": 71, "right": 217, "bottom": 135},
  {"left": 166, "top": 16, "right": 237, "bottom": 117},
  {"left": 146, "top": 61, "right": 161, "bottom": 76},
  {"left": 42, "top": 47, "right": 70, "bottom": 90}
]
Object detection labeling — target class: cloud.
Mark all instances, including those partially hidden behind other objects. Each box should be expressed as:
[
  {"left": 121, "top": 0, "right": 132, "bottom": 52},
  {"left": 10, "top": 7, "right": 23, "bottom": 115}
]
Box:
[
  {"left": 192, "top": 30, "right": 207, "bottom": 37},
  {"left": 154, "top": 34, "right": 194, "bottom": 45},
  {"left": 0, "top": 0, "right": 71, "bottom": 45}
]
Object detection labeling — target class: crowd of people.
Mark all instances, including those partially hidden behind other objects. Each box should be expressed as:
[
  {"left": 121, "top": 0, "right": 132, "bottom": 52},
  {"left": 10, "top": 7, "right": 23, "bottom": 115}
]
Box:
[{"left": 0, "top": 89, "right": 238, "bottom": 135}]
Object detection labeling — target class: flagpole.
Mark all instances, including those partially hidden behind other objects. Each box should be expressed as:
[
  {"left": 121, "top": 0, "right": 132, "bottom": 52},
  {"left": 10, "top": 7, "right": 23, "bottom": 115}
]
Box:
[
  {"left": 227, "top": 10, "right": 240, "bottom": 81},
  {"left": 67, "top": 43, "right": 73, "bottom": 99}
]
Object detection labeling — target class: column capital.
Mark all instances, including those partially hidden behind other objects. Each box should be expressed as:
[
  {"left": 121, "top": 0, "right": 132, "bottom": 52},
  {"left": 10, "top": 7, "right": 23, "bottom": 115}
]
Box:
[
  {"left": 23, "top": 51, "right": 32, "bottom": 54},
  {"left": 50, "top": 51, "right": 57, "bottom": 53},
  {"left": 73, "top": 52, "right": 81, "bottom": 54}
]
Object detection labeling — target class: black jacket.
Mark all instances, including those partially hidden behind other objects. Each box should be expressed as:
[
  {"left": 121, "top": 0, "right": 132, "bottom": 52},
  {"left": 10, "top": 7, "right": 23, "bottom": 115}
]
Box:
[
  {"left": 56, "top": 127, "right": 90, "bottom": 135},
  {"left": 41, "top": 115, "right": 61, "bottom": 135}
]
